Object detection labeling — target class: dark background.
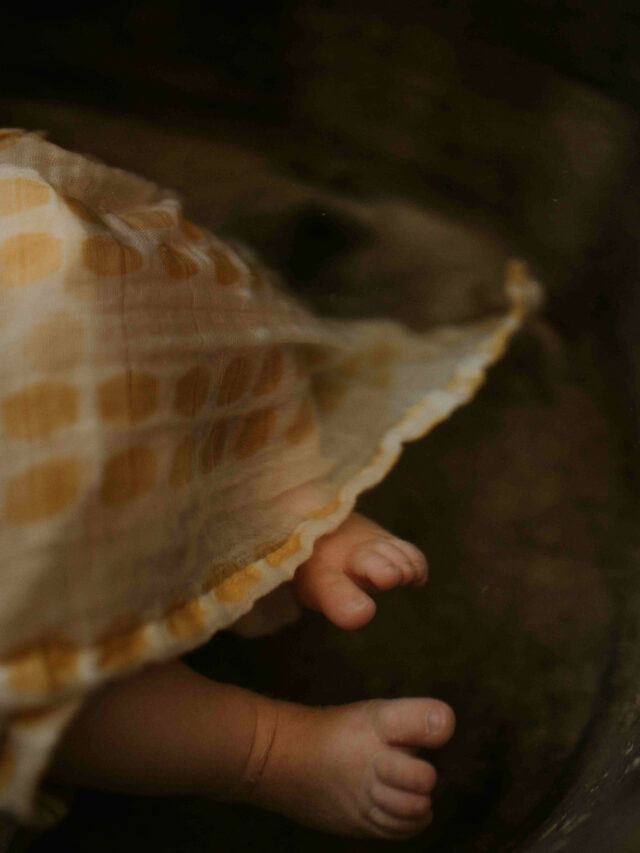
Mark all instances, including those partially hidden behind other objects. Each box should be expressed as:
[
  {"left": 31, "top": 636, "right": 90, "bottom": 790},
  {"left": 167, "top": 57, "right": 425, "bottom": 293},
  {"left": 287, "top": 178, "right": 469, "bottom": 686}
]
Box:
[
  {"left": 2, "top": 3, "right": 640, "bottom": 852},
  {"left": 3, "top": 1, "right": 640, "bottom": 114}
]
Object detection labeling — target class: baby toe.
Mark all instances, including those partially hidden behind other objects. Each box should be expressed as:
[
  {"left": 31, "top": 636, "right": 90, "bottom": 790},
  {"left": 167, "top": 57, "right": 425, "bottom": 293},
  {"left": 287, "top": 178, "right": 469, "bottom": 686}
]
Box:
[
  {"left": 359, "top": 539, "right": 417, "bottom": 585},
  {"left": 317, "top": 572, "right": 376, "bottom": 630},
  {"left": 389, "top": 539, "right": 429, "bottom": 585},
  {"left": 373, "top": 751, "right": 437, "bottom": 794},
  {"left": 372, "top": 697, "right": 456, "bottom": 750},
  {"left": 378, "top": 538, "right": 426, "bottom": 584},
  {"left": 349, "top": 546, "right": 404, "bottom": 591},
  {"left": 370, "top": 782, "right": 432, "bottom": 820},
  {"left": 364, "top": 803, "right": 433, "bottom": 840}
]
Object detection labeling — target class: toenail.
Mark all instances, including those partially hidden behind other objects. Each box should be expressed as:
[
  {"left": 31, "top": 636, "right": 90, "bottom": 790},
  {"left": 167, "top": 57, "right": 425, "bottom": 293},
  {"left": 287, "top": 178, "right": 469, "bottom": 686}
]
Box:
[
  {"left": 347, "top": 596, "right": 370, "bottom": 611},
  {"left": 382, "top": 561, "right": 402, "bottom": 578},
  {"left": 425, "top": 707, "right": 443, "bottom": 734}
]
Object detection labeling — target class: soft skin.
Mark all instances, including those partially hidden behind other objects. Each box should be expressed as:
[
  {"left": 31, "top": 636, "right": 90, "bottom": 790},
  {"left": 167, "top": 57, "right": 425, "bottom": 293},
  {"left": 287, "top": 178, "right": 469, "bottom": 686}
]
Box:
[{"left": 52, "top": 512, "right": 454, "bottom": 840}]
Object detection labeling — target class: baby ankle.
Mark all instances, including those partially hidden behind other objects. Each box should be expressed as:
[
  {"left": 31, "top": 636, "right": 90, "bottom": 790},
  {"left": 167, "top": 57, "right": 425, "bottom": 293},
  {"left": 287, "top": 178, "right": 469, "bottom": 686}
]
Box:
[{"left": 232, "top": 697, "right": 279, "bottom": 802}]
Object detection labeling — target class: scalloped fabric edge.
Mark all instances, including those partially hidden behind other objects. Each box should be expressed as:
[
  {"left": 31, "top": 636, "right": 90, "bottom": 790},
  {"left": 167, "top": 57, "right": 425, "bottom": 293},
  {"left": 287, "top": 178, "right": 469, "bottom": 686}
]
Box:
[{"left": 0, "top": 261, "right": 540, "bottom": 823}]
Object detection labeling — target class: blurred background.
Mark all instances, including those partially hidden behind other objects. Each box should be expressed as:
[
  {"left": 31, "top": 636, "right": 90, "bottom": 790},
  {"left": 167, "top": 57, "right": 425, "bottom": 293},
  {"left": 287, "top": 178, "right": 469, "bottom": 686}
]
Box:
[{"left": 1, "top": 2, "right": 639, "bottom": 851}]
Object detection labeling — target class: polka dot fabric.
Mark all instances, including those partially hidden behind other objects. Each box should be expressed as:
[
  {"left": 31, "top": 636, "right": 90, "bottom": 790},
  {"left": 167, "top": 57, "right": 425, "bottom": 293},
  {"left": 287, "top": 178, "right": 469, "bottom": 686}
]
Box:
[{"left": 0, "top": 129, "right": 540, "bottom": 823}]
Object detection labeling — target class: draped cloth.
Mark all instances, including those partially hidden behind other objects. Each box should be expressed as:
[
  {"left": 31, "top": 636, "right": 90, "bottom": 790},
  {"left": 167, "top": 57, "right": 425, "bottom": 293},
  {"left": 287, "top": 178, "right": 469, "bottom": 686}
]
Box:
[{"left": 0, "top": 129, "right": 540, "bottom": 823}]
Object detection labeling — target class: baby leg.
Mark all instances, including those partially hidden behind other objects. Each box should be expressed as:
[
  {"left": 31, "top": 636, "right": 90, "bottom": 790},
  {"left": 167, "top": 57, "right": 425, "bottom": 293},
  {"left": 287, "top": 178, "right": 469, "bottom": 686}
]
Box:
[
  {"left": 294, "top": 512, "right": 428, "bottom": 630},
  {"left": 51, "top": 660, "right": 454, "bottom": 839}
]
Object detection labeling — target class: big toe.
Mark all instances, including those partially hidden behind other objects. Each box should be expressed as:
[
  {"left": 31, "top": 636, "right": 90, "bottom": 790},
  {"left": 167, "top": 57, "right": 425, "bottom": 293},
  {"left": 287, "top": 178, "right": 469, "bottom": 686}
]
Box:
[
  {"left": 308, "top": 571, "right": 377, "bottom": 630},
  {"left": 372, "top": 697, "right": 456, "bottom": 750}
]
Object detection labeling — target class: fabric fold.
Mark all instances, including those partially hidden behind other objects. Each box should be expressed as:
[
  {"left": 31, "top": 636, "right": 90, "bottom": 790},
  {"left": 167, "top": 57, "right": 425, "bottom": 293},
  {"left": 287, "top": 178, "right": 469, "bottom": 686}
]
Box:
[{"left": 0, "top": 128, "right": 540, "bottom": 822}]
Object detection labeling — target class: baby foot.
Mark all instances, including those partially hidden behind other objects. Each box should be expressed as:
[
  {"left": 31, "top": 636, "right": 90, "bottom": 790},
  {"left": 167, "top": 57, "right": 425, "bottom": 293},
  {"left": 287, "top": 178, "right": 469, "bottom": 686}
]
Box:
[
  {"left": 239, "top": 695, "right": 455, "bottom": 839},
  {"left": 294, "top": 512, "right": 428, "bottom": 629}
]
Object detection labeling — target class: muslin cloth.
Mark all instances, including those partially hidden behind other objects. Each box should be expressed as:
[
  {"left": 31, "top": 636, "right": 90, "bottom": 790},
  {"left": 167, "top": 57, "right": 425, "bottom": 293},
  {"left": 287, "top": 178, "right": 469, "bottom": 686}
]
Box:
[{"left": 0, "top": 129, "right": 539, "bottom": 824}]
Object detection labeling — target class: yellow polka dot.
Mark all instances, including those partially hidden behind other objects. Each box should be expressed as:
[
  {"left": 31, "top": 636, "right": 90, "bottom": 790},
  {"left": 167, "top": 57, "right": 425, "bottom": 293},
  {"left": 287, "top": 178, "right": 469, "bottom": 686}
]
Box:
[
  {"left": 7, "top": 640, "right": 78, "bottom": 694},
  {"left": 174, "top": 365, "right": 210, "bottom": 417},
  {"left": 266, "top": 533, "right": 301, "bottom": 567},
  {"left": 170, "top": 435, "right": 195, "bottom": 491},
  {"left": 396, "top": 399, "right": 432, "bottom": 431},
  {"left": 206, "top": 560, "right": 243, "bottom": 590},
  {"left": 253, "top": 348, "right": 283, "bottom": 396},
  {"left": 445, "top": 370, "right": 483, "bottom": 396},
  {"left": 101, "top": 445, "right": 156, "bottom": 507},
  {"left": 489, "top": 330, "right": 509, "bottom": 361},
  {"left": 0, "top": 232, "right": 62, "bottom": 288},
  {"left": 206, "top": 246, "right": 241, "bottom": 286},
  {"left": 285, "top": 398, "right": 316, "bottom": 445},
  {"left": 62, "top": 195, "right": 103, "bottom": 225},
  {"left": 24, "top": 314, "right": 85, "bottom": 372},
  {"left": 82, "top": 235, "right": 143, "bottom": 277},
  {"left": 166, "top": 599, "right": 207, "bottom": 639},
  {"left": 46, "top": 640, "right": 80, "bottom": 687},
  {"left": 234, "top": 409, "right": 276, "bottom": 459},
  {"left": 218, "top": 356, "right": 251, "bottom": 406},
  {"left": 98, "top": 371, "right": 158, "bottom": 424},
  {"left": 181, "top": 217, "right": 204, "bottom": 241},
  {"left": 307, "top": 496, "right": 342, "bottom": 519},
  {"left": 200, "top": 421, "right": 227, "bottom": 473},
  {"left": 215, "top": 565, "right": 262, "bottom": 603},
  {"left": 2, "top": 381, "right": 79, "bottom": 440},
  {"left": 5, "top": 458, "right": 82, "bottom": 524},
  {"left": 252, "top": 538, "right": 287, "bottom": 561},
  {"left": 158, "top": 243, "right": 200, "bottom": 280},
  {"left": 312, "top": 374, "right": 348, "bottom": 412},
  {"left": 97, "top": 625, "right": 147, "bottom": 671},
  {"left": 0, "top": 741, "right": 14, "bottom": 791},
  {"left": 0, "top": 178, "right": 50, "bottom": 216},
  {"left": 7, "top": 649, "right": 48, "bottom": 693},
  {"left": 120, "top": 209, "right": 174, "bottom": 230}
]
